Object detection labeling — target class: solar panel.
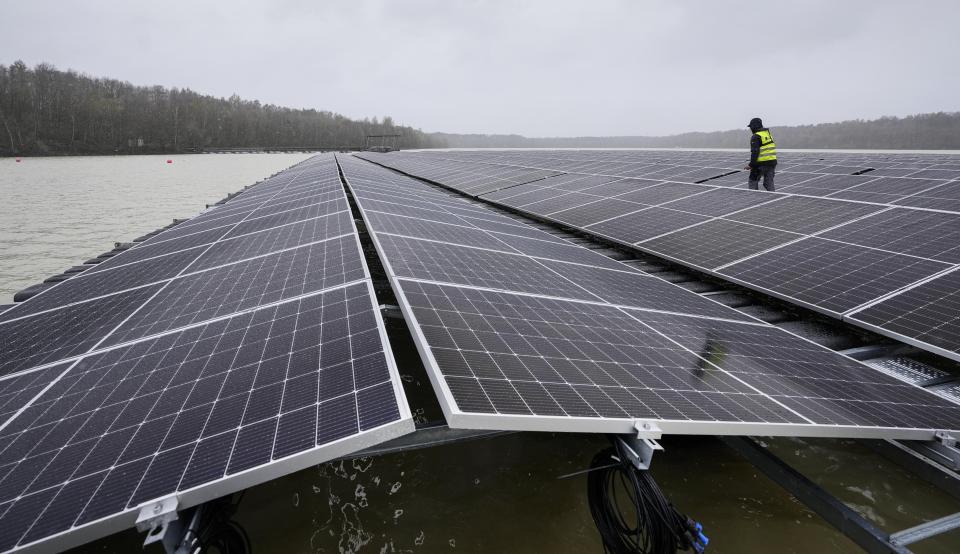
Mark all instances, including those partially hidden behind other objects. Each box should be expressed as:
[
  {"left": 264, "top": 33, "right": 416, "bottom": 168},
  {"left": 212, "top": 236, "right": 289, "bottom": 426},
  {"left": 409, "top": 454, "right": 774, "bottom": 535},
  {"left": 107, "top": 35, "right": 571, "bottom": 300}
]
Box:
[
  {"left": 0, "top": 248, "right": 205, "bottom": 321},
  {"left": 725, "top": 196, "right": 886, "bottom": 234},
  {"left": 905, "top": 169, "right": 960, "bottom": 180},
  {"left": 577, "top": 178, "right": 663, "bottom": 197},
  {"left": 488, "top": 233, "right": 629, "bottom": 270},
  {"left": 374, "top": 233, "right": 603, "bottom": 301},
  {"left": 612, "top": 183, "right": 706, "bottom": 205},
  {"left": 189, "top": 211, "right": 353, "bottom": 270},
  {"left": 0, "top": 286, "right": 163, "bottom": 377},
  {"left": 0, "top": 155, "right": 413, "bottom": 553},
  {"left": 848, "top": 269, "right": 960, "bottom": 362},
  {"left": 657, "top": 188, "right": 781, "bottom": 217},
  {"left": 102, "top": 236, "right": 367, "bottom": 346},
  {"left": 719, "top": 238, "right": 951, "bottom": 315},
  {"left": 640, "top": 219, "right": 802, "bottom": 270},
  {"left": 670, "top": 167, "right": 736, "bottom": 183},
  {"left": 531, "top": 260, "right": 757, "bottom": 322},
  {"left": 512, "top": 192, "right": 598, "bottom": 214},
  {"left": 0, "top": 363, "right": 73, "bottom": 423},
  {"left": 548, "top": 197, "right": 649, "bottom": 227},
  {"left": 894, "top": 181, "right": 960, "bottom": 212},
  {"left": 533, "top": 174, "right": 625, "bottom": 193},
  {"left": 0, "top": 283, "right": 411, "bottom": 552},
  {"left": 224, "top": 200, "right": 343, "bottom": 238},
  {"left": 341, "top": 155, "right": 960, "bottom": 440},
  {"left": 818, "top": 208, "right": 960, "bottom": 264},
  {"left": 827, "top": 177, "right": 947, "bottom": 204},
  {"left": 778, "top": 174, "right": 877, "bottom": 196},
  {"left": 85, "top": 227, "right": 231, "bottom": 274},
  {"left": 587, "top": 207, "right": 711, "bottom": 244},
  {"left": 481, "top": 183, "right": 549, "bottom": 202},
  {"left": 397, "top": 279, "right": 960, "bottom": 435},
  {"left": 356, "top": 151, "right": 960, "bottom": 373}
]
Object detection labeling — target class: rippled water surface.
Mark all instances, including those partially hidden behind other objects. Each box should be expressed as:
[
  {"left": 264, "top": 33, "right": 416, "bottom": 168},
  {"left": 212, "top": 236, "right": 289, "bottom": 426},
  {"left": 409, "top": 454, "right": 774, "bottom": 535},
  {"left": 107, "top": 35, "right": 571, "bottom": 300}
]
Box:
[
  {"left": 3, "top": 155, "right": 959, "bottom": 553},
  {"left": 0, "top": 153, "right": 312, "bottom": 302}
]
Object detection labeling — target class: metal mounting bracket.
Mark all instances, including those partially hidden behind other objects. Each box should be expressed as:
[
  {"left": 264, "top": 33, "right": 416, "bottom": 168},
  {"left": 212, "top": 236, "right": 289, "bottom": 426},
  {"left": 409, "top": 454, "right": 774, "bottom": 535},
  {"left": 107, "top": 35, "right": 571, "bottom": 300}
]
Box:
[
  {"left": 633, "top": 420, "right": 663, "bottom": 439},
  {"left": 135, "top": 496, "right": 182, "bottom": 552},
  {"left": 616, "top": 421, "right": 664, "bottom": 471},
  {"left": 927, "top": 431, "right": 960, "bottom": 470},
  {"left": 379, "top": 303, "right": 403, "bottom": 320}
]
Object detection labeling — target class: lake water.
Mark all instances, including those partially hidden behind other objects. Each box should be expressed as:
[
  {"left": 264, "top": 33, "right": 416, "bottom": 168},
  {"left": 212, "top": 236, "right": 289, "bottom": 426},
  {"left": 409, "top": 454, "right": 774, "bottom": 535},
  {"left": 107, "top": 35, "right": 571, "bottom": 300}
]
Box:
[
  {"left": 2, "top": 154, "right": 959, "bottom": 553},
  {"left": 0, "top": 153, "right": 312, "bottom": 302}
]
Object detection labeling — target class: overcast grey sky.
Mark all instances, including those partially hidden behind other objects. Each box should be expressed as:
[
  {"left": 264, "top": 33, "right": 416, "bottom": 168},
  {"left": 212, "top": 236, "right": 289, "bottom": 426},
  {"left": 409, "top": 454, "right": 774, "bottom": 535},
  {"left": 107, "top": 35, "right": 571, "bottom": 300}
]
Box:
[{"left": 2, "top": 1, "right": 958, "bottom": 137}]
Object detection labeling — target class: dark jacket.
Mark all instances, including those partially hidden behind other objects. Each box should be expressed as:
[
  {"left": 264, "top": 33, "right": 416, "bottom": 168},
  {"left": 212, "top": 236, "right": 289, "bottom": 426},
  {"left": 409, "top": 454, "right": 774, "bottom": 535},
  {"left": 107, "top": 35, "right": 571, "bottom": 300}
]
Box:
[{"left": 749, "top": 127, "right": 777, "bottom": 169}]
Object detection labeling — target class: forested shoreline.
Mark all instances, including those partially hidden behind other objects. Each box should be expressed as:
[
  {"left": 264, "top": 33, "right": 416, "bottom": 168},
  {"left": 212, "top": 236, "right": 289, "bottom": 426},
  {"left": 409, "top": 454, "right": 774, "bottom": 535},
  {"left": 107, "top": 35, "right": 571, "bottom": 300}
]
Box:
[
  {"left": 2, "top": 61, "right": 958, "bottom": 156},
  {"left": 435, "top": 112, "right": 960, "bottom": 150},
  {"left": 0, "top": 61, "right": 442, "bottom": 156}
]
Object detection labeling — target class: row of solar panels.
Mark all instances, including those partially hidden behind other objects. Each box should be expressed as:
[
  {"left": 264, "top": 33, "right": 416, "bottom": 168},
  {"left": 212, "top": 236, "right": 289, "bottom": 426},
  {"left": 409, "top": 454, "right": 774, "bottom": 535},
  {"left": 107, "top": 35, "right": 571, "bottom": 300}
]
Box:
[
  {"left": 0, "top": 155, "right": 412, "bottom": 552},
  {"left": 393, "top": 149, "right": 960, "bottom": 211},
  {"left": 356, "top": 151, "right": 960, "bottom": 365},
  {"left": 337, "top": 154, "right": 960, "bottom": 433},
  {"left": 0, "top": 151, "right": 957, "bottom": 553},
  {"left": 426, "top": 148, "right": 960, "bottom": 181}
]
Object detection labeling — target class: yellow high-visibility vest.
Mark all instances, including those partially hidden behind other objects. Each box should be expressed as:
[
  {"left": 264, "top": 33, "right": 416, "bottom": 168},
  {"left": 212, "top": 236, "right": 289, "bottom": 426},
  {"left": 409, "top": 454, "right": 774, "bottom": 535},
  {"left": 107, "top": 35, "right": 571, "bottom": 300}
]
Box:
[{"left": 755, "top": 130, "right": 777, "bottom": 162}]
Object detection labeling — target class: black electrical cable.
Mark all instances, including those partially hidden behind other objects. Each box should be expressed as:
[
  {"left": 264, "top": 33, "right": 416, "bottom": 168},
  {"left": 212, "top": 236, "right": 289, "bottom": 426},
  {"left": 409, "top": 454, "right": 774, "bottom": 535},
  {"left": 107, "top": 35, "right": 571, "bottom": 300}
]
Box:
[
  {"left": 183, "top": 493, "right": 253, "bottom": 554},
  {"left": 587, "top": 439, "right": 707, "bottom": 554}
]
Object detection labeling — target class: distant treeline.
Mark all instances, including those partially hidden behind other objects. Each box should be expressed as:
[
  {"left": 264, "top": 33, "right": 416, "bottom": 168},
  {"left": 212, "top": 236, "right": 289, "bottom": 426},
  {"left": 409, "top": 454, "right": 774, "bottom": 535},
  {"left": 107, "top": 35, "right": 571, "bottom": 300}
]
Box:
[
  {"left": 434, "top": 112, "right": 960, "bottom": 150},
  {"left": 3, "top": 60, "right": 957, "bottom": 156},
  {"left": 0, "top": 61, "right": 443, "bottom": 156}
]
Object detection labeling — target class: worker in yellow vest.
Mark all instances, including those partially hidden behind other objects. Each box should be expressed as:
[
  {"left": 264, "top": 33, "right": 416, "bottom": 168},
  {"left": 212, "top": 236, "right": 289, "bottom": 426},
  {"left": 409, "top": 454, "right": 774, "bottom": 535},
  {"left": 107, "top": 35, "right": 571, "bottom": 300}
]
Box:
[{"left": 745, "top": 117, "right": 777, "bottom": 191}]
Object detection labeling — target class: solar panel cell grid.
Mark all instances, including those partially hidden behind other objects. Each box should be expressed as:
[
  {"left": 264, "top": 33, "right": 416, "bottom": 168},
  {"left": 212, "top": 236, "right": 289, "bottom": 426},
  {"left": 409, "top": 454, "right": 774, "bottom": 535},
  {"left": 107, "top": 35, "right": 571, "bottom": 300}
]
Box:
[
  {"left": 539, "top": 174, "right": 626, "bottom": 193},
  {"left": 612, "top": 183, "right": 707, "bottom": 206},
  {"left": 0, "top": 286, "right": 164, "bottom": 377},
  {"left": 489, "top": 233, "right": 629, "bottom": 270},
  {"left": 641, "top": 219, "right": 802, "bottom": 270},
  {"left": 819, "top": 209, "right": 960, "bottom": 264},
  {"left": 364, "top": 211, "right": 500, "bottom": 249},
  {"left": 87, "top": 227, "right": 232, "bottom": 274},
  {"left": 401, "top": 280, "right": 960, "bottom": 433},
  {"left": 0, "top": 283, "right": 407, "bottom": 552},
  {"left": 533, "top": 260, "right": 757, "bottom": 322},
  {"left": 400, "top": 280, "right": 797, "bottom": 419},
  {"left": 224, "top": 201, "right": 344, "bottom": 238},
  {"left": 658, "top": 188, "right": 780, "bottom": 217},
  {"left": 189, "top": 211, "right": 353, "bottom": 271},
  {"left": 509, "top": 192, "right": 598, "bottom": 214},
  {"left": 849, "top": 269, "right": 960, "bottom": 360},
  {"left": 548, "top": 197, "right": 649, "bottom": 227},
  {"left": 778, "top": 174, "right": 878, "bottom": 195},
  {"left": 0, "top": 246, "right": 206, "bottom": 321},
  {"left": 103, "top": 236, "right": 366, "bottom": 347},
  {"left": 249, "top": 192, "right": 347, "bottom": 219},
  {"left": 0, "top": 363, "right": 72, "bottom": 423},
  {"left": 578, "top": 178, "right": 663, "bottom": 197},
  {"left": 725, "top": 196, "right": 885, "bottom": 234},
  {"left": 456, "top": 214, "right": 569, "bottom": 243},
  {"left": 640, "top": 311, "right": 960, "bottom": 429},
  {"left": 373, "top": 234, "right": 600, "bottom": 301},
  {"left": 587, "top": 207, "right": 712, "bottom": 244},
  {"left": 719, "top": 238, "right": 951, "bottom": 314}
]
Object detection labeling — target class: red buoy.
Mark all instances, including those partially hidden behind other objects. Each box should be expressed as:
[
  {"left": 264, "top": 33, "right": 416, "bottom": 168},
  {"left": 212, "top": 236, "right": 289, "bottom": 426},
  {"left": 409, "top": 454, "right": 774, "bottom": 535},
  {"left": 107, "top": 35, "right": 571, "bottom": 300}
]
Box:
[{"left": 166, "top": 159, "right": 173, "bottom": 164}]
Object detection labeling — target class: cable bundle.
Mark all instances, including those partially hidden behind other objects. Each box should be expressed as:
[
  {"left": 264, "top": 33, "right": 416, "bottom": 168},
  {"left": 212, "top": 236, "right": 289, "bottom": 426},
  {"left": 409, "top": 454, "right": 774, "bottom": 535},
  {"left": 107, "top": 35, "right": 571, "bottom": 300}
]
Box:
[
  {"left": 179, "top": 493, "right": 252, "bottom": 554},
  {"left": 587, "top": 440, "right": 708, "bottom": 554}
]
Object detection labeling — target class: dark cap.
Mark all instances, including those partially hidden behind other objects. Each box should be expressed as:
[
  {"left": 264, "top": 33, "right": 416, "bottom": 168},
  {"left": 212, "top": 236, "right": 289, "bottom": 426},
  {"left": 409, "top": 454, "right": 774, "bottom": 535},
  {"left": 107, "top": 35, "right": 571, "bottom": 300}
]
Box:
[{"left": 748, "top": 117, "right": 763, "bottom": 130}]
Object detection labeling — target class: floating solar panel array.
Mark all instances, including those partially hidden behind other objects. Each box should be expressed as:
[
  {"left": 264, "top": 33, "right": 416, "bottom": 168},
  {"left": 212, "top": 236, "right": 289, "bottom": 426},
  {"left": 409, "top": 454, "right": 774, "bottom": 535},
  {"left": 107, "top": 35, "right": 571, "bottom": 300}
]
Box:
[
  {"left": 358, "top": 150, "right": 960, "bottom": 364},
  {"left": 0, "top": 155, "right": 412, "bottom": 552},
  {"left": 338, "top": 154, "right": 960, "bottom": 444}
]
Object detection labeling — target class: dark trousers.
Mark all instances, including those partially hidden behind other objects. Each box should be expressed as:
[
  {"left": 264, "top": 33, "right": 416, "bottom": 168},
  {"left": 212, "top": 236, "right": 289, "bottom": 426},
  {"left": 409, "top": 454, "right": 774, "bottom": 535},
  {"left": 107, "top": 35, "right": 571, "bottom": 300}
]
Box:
[{"left": 748, "top": 165, "right": 775, "bottom": 191}]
